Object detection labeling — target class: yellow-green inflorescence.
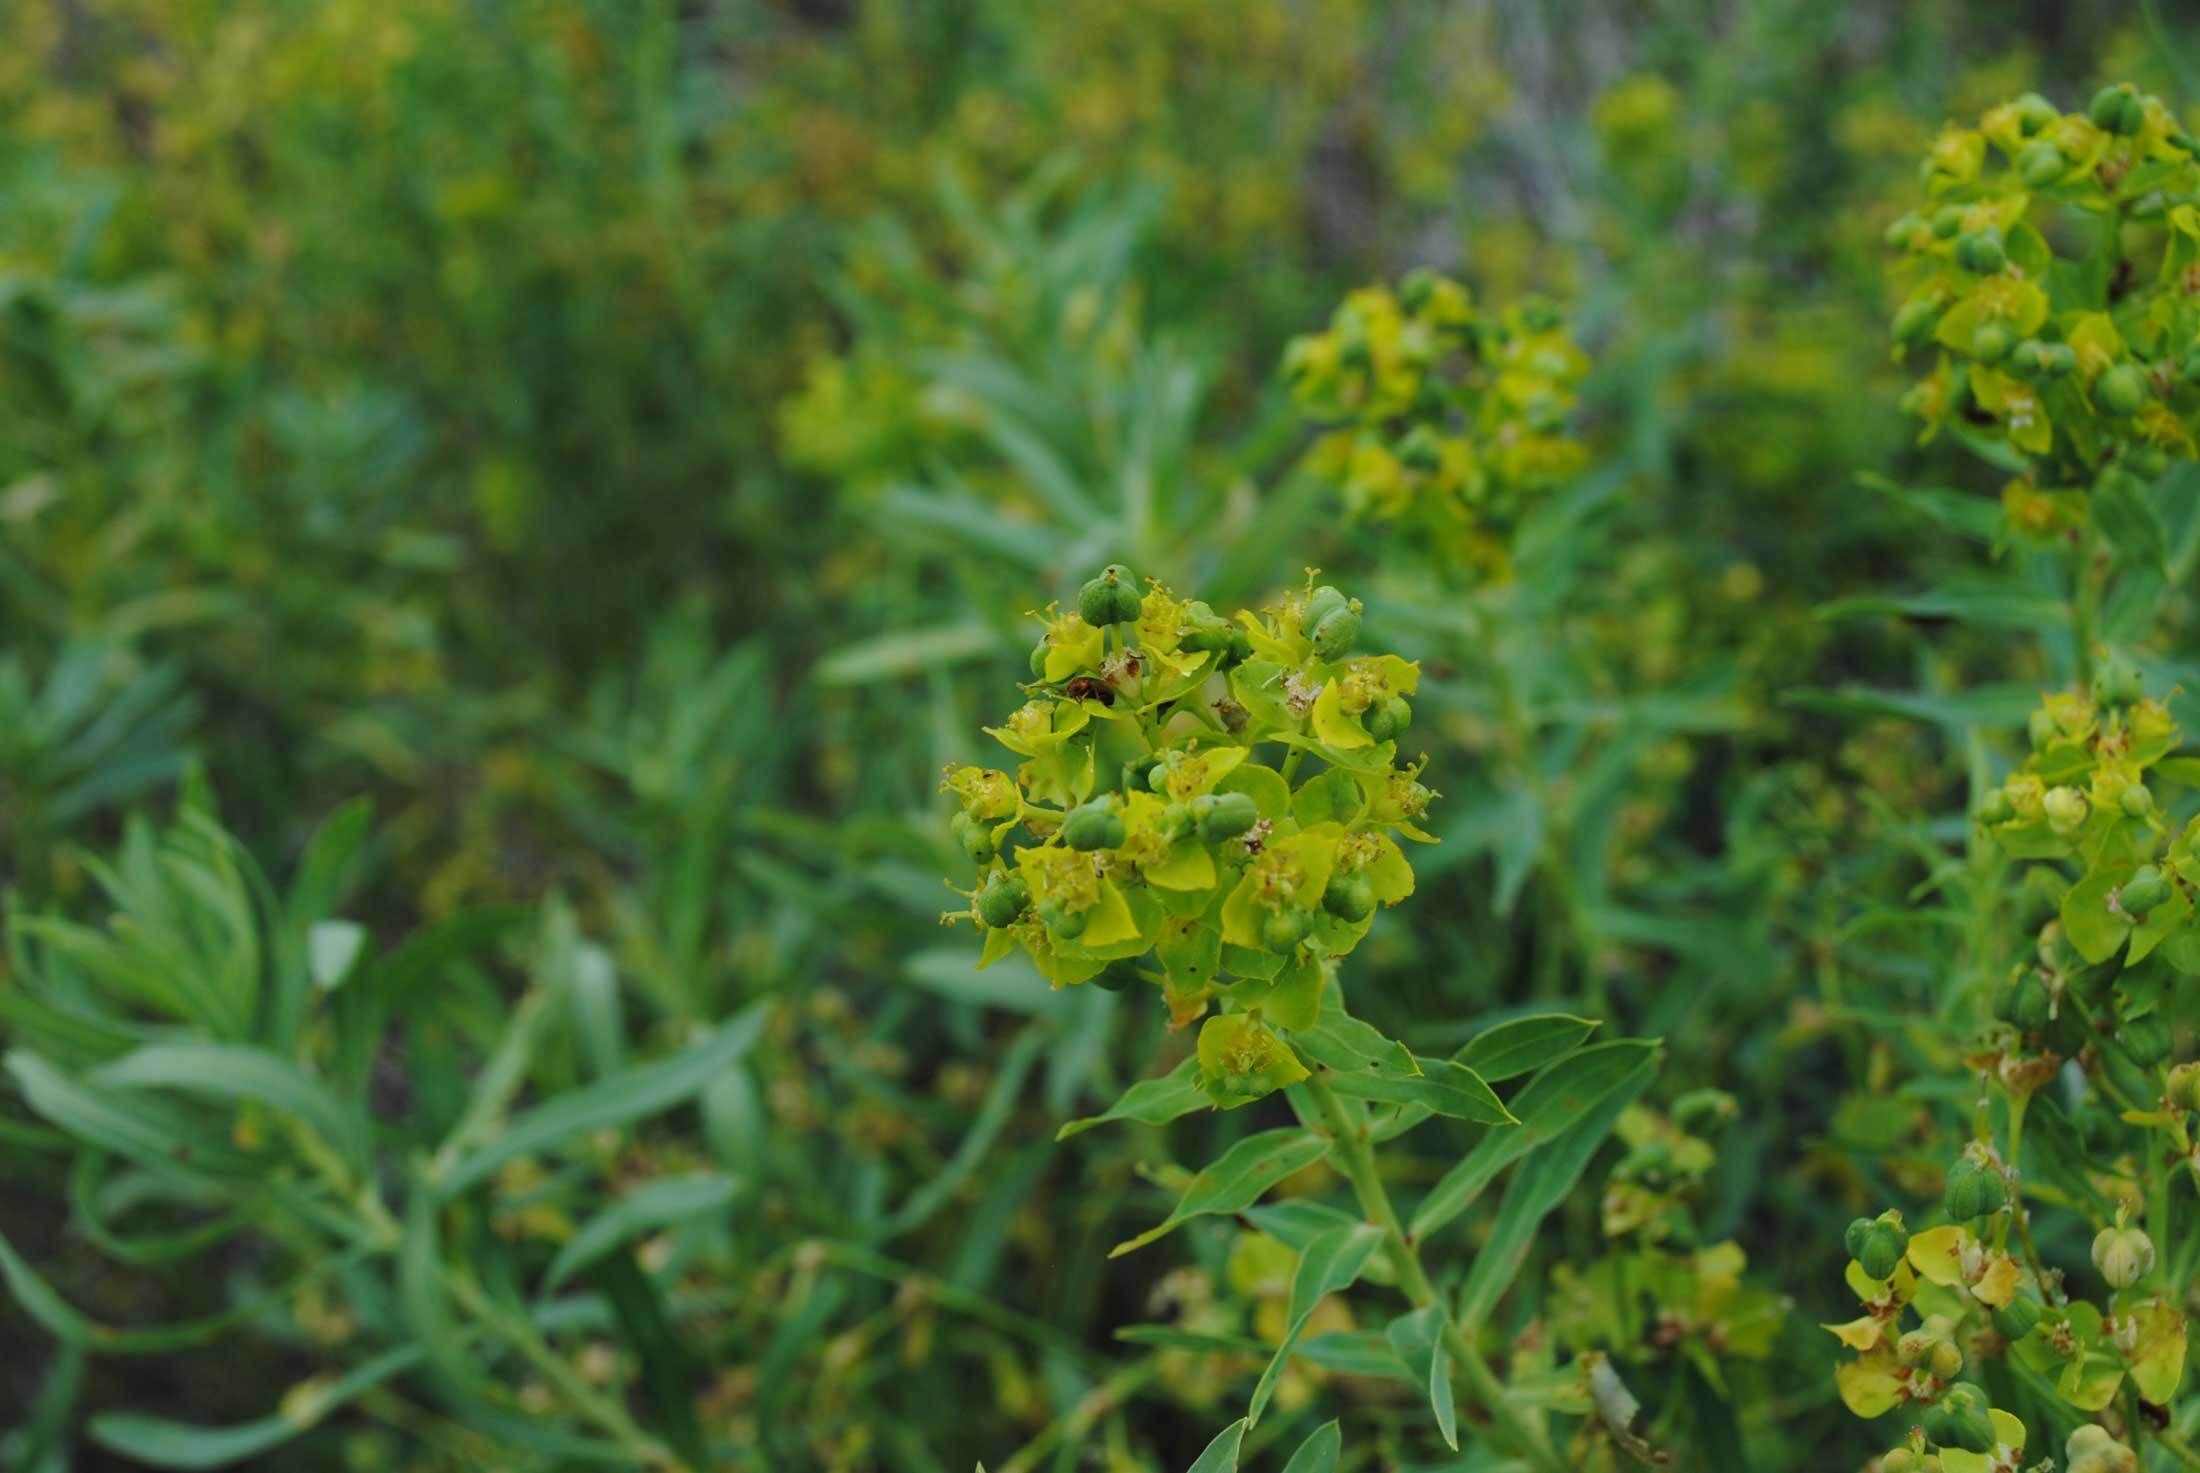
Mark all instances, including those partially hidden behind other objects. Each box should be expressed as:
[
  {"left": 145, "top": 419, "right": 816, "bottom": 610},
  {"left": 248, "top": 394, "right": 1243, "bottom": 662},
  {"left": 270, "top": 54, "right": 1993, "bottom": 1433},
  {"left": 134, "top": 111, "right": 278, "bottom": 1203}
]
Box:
[
  {"left": 1887, "top": 85, "right": 2200, "bottom": 533},
  {"left": 1282, "top": 269, "right": 1589, "bottom": 574},
  {"left": 945, "top": 568, "right": 1436, "bottom": 1107}
]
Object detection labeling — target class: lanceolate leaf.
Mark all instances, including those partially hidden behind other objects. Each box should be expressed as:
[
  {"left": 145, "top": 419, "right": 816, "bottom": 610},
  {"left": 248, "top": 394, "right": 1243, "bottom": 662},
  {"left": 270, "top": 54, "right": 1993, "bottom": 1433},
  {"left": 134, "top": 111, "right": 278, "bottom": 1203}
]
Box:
[
  {"left": 1385, "top": 1305, "right": 1458, "bottom": 1451},
  {"left": 1410, "top": 1038, "right": 1660, "bottom": 1241},
  {"left": 1455, "top": 1050, "right": 1659, "bottom": 1322},
  {"left": 87, "top": 1345, "right": 426, "bottom": 1470},
  {"left": 1184, "top": 1419, "right": 1248, "bottom": 1473},
  {"left": 1057, "top": 1055, "right": 1207, "bottom": 1139},
  {"left": 1457, "top": 1014, "right": 1598, "bottom": 1081},
  {"left": 1247, "top": 1222, "right": 1383, "bottom": 1425},
  {"left": 1110, "top": 1128, "right": 1331, "bottom": 1257},
  {"left": 1324, "top": 1058, "right": 1515, "bottom": 1124},
  {"left": 1279, "top": 1421, "right": 1342, "bottom": 1473}
]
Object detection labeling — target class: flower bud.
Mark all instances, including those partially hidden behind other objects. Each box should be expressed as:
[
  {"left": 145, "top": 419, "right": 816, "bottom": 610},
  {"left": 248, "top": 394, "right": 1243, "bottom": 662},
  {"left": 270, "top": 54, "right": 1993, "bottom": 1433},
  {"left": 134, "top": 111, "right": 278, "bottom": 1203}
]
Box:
[
  {"left": 1310, "top": 606, "right": 1362, "bottom": 661},
  {"left": 2069, "top": 1425, "right": 2139, "bottom": 1473},
  {"left": 2092, "top": 1222, "right": 2155, "bottom": 1288},
  {"left": 2028, "top": 707, "right": 2058, "bottom": 751},
  {"left": 977, "top": 875, "right": 1030, "bottom": 928},
  {"left": 2043, "top": 786, "right": 2088, "bottom": 836},
  {"left": 1884, "top": 213, "right": 1927, "bottom": 250},
  {"left": 1193, "top": 791, "right": 1260, "bottom": 843},
  {"left": 2097, "top": 363, "right": 2150, "bottom": 416},
  {"left": 1921, "top": 1383, "right": 1996, "bottom": 1454},
  {"left": 2018, "top": 139, "right": 2067, "bottom": 186},
  {"left": 1943, "top": 1158, "right": 2007, "bottom": 1221},
  {"left": 1955, "top": 229, "right": 2006, "bottom": 275},
  {"left": 1322, "top": 872, "right": 1376, "bottom": 924},
  {"left": 2118, "top": 865, "right": 2170, "bottom": 917},
  {"left": 1077, "top": 565, "right": 1143, "bottom": 626},
  {"left": 2121, "top": 783, "right": 2153, "bottom": 818},
  {"left": 1969, "top": 320, "right": 2014, "bottom": 363},
  {"left": 1062, "top": 798, "right": 1127, "bottom": 852},
  {"left": 2167, "top": 1059, "right": 2200, "bottom": 1110},
  {"left": 1992, "top": 1295, "right": 2041, "bottom": 1340}
]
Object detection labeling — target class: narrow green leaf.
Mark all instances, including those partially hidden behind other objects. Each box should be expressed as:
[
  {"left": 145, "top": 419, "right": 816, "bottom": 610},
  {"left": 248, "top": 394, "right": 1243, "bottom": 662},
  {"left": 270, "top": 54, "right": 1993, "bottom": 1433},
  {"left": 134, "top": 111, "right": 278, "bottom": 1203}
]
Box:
[
  {"left": 91, "top": 1041, "right": 367, "bottom": 1169},
  {"left": 433, "top": 1004, "right": 768, "bottom": 1198},
  {"left": 545, "top": 1173, "right": 739, "bottom": 1290},
  {"left": 86, "top": 1345, "right": 424, "bottom": 1469},
  {"left": 1185, "top": 1419, "right": 1247, "bottom": 1473},
  {"left": 1385, "top": 1306, "right": 1457, "bottom": 1451},
  {"left": 1410, "top": 1039, "right": 1660, "bottom": 1241},
  {"left": 1455, "top": 1053, "right": 1659, "bottom": 1323},
  {"left": 1457, "top": 1014, "right": 1598, "bottom": 1081},
  {"left": 813, "top": 622, "right": 1003, "bottom": 687},
  {"left": 1325, "top": 1059, "right": 1515, "bottom": 1123},
  {"left": 2095, "top": 471, "right": 2170, "bottom": 575},
  {"left": 1110, "top": 1128, "right": 1331, "bottom": 1257},
  {"left": 1279, "top": 1421, "right": 1342, "bottom": 1473},
  {"left": 1247, "top": 1223, "right": 1382, "bottom": 1426},
  {"left": 307, "top": 921, "right": 369, "bottom": 991},
  {"left": 7, "top": 1051, "right": 252, "bottom": 1180},
  {"left": 1057, "top": 1056, "right": 1206, "bottom": 1139}
]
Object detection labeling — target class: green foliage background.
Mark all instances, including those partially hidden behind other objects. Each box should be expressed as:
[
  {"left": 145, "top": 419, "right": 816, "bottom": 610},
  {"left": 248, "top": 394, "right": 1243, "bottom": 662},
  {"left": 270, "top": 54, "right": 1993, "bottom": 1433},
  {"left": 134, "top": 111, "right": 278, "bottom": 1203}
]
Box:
[{"left": 3, "top": 1, "right": 2198, "bottom": 1469}]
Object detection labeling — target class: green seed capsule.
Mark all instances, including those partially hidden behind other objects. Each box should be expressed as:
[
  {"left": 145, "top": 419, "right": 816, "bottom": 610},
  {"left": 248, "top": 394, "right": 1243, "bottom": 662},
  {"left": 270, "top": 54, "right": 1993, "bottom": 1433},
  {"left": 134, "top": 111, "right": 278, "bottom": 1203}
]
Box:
[
  {"left": 2018, "top": 139, "right": 2066, "bottom": 187},
  {"left": 961, "top": 823, "right": 997, "bottom": 864},
  {"left": 1891, "top": 299, "right": 1939, "bottom": 345},
  {"left": 2120, "top": 1011, "right": 2172, "bottom": 1064},
  {"left": 1311, "top": 606, "right": 1361, "bottom": 660},
  {"left": 2095, "top": 650, "right": 2143, "bottom": 706},
  {"left": 1970, "top": 320, "right": 2014, "bottom": 363},
  {"left": 978, "top": 876, "right": 1029, "bottom": 928},
  {"left": 2129, "top": 443, "right": 2170, "bottom": 478},
  {"left": 1261, "top": 906, "right": 1311, "bottom": 953},
  {"left": 2091, "top": 85, "right": 2134, "bottom": 131},
  {"left": 1843, "top": 1217, "right": 1873, "bottom": 1261},
  {"left": 1856, "top": 1217, "right": 1909, "bottom": 1281},
  {"left": 1364, "top": 695, "right": 1413, "bottom": 743},
  {"left": 2042, "top": 343, "right": 2077, "bottom": 376},
  {"left": 1062, "top": 799, "right": 1127, "bottom": 852},
  {"left": 1300, "top": 585, "right": 1351, "bottom": 637},
  {"left": 1322, "top": 872, "right": 1376, "bottom": 923},
  {"left": 2005, "top": 974, "right": 2054, "bottom": 1033},
  {"left": 2014, "top": 92, "right": 2057, "bottom": 135},
  {"left": 2097, "top": 363, "right": 2150, "bottom": 415},
  {"left": 1091, "top": 963, "right": 1138, "bottom": 992},
  {"left": 1922, "top": 1383, "right": 1996, "bottom": 1455},
  {"left": 1394, "top": 424, "right": 1444, "bottom": 471},
  {"left": 2121, "top": 783, "right": 2153, "bottom": 818},
  {"left": 1078, "top": 565, "right": 1142, "bottom": 626},
  {"left": 2008, "top": 339, "right": 2047, "bottom": 376},
  {"left": 1955, "top": 229, "right": 2005, "bottom": 275},
  {"left": 2119, "top": 90, "right": 2149, "bottom": 136},
  {"left": 1931, "top": 205, "right": 1965, "bottom": 239},
  {"left": 1883, "top": 212, "right": 1926, "bottom": 249},
  {"left": 1194, "top": 791, "right": 1260, "bottom": 844},
  {"left": 1993, "top": 1296, "right": 2041, "bottom": 1340},
  {"left": 1038, "top": 899, "right": 1086, "bottom": 939},
  {"left": 1030, "top": 639, "right": 1051, "bottom": 677},
  {"left": 1943, "top": 1159, "right": 2007, "bottom": 1221},
  {"left": 1158, "top": 801, "right": 1194, "bottom": 839}
]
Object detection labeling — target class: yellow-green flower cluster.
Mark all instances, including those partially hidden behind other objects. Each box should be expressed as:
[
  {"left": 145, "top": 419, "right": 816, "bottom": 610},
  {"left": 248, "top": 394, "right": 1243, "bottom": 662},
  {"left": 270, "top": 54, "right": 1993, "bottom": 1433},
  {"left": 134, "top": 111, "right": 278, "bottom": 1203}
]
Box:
[
  {"left": 1977, "top": 676, "right": 2193, "bottom": 969},
  {"left": 944, "top": 568, "right": 1436, "bottom": 1107},
  {"left": 1282, "top": 270, "right": 1589, "bottom": 568},
  {"left": 1887, "top": 85, "right": 2200, "bottom": 479}
]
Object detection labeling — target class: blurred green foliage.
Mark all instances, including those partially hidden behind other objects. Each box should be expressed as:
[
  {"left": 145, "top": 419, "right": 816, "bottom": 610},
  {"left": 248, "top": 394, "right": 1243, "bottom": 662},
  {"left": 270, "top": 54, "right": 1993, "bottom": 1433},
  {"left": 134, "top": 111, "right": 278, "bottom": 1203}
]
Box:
[{"left": 5, "top": 1, "right": 2200, "bottom": 1470}]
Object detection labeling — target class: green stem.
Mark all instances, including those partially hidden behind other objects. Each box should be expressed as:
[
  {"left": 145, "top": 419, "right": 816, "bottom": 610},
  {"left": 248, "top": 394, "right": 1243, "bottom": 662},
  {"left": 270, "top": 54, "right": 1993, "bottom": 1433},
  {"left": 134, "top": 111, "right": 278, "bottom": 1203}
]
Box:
[
  {"left": 1302, "top": 1073, "right": 1570, "bottom": 1473},
  {"left": 443, "top": 1269, "right": 673, "bottom": 1468},
  {"left": 2074, "top": 511, "right": 2102, "bottom": 692}
]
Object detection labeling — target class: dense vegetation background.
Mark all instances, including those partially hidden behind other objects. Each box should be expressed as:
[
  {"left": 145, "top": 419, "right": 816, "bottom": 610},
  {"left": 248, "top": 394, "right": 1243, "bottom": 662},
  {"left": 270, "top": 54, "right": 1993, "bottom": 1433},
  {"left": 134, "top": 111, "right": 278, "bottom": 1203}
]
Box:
[{"left": 4, "top": 2, "right": 2198, "bottom": 1468}]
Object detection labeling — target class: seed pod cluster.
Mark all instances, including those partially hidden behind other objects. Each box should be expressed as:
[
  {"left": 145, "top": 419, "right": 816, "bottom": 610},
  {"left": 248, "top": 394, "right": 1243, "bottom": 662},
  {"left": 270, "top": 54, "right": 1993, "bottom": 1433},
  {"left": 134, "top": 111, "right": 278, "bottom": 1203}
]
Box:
[
  {"left": 1885, "top": 88, "right": 2200, "bottom": 493},
  {"left": 1282, "top": 270, "right": 1589, "bottom": 561},
  {"left": 945, "top": 570, "right": 1438, "bottom": 1107}
]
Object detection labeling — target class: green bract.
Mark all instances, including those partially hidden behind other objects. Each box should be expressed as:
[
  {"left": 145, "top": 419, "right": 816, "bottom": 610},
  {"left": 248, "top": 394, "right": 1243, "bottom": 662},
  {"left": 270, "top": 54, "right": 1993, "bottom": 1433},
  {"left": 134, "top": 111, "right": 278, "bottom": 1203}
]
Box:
[{"left": 944, "top": 570, "right": 1435, "bottom": 1106}]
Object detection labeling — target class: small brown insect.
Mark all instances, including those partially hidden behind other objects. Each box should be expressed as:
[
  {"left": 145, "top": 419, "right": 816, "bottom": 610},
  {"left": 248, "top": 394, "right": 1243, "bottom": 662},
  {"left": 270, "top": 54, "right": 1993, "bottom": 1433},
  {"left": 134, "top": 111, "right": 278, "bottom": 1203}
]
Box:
[{"left": 1062, "top": 675, "right": 1116, "bottom": 706}]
